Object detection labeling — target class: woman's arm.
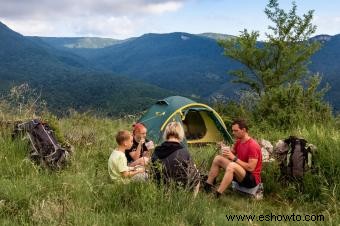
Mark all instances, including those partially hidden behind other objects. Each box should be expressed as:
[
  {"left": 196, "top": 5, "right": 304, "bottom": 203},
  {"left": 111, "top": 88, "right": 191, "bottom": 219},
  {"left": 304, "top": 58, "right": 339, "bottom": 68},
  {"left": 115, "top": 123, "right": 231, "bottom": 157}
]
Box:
[{"left": 129, "top": 142, "right": 143, "bottom": 160}]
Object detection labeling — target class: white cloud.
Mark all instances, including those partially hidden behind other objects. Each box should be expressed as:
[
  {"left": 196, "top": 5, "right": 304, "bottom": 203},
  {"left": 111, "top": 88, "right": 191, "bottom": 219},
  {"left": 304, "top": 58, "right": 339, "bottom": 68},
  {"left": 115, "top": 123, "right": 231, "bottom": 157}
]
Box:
[
  {"left": 72, "top": 16, "right": 142, "bottom": 38},
  {"left": 144, "top": 1, "right": 183, "bottom": 14},
  {"left": 0, "top": 19, "right": 57, "bottom": 36},
  {"left": 313, "top": 15, "right": 340, "bottom": 35},
  {"left": 0, "top": 0, "right": 187, "bottom": 37},
  {"left": 1, "top": 15, "right": 141, "bottom": 39},
  {"left": 335, "top": 16, "right": 340, "bottom": 23},
  {"left": 0, "top": 0, "right": 186, "bottom": 19}
]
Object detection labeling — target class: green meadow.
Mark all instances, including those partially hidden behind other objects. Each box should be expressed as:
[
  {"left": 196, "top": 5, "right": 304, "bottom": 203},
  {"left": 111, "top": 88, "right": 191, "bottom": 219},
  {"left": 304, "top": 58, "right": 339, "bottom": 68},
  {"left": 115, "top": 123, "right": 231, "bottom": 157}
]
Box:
[{"left": 0, "top": 111, "right": 339, "bottom": 225}]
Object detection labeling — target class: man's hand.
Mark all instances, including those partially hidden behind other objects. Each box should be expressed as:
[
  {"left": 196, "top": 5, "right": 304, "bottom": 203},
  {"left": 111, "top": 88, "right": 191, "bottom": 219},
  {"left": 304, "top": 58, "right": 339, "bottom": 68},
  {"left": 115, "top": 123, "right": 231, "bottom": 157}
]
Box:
[
  {"left": 221, "top": 145, "right": 235, "bottom": 160},
  {"left": 139, "top": 138, "right": 145, "bottom": 145},
  {"left": 225, "top": 150, "right": 235, "bottom": 161}
]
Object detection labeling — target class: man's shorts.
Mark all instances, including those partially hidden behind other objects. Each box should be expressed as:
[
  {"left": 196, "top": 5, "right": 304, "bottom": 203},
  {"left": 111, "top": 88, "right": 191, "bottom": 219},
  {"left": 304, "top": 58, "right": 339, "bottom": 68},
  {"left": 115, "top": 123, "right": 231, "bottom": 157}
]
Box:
[{"left": 233, "top": 171, "right": 257, "bottom": 188}]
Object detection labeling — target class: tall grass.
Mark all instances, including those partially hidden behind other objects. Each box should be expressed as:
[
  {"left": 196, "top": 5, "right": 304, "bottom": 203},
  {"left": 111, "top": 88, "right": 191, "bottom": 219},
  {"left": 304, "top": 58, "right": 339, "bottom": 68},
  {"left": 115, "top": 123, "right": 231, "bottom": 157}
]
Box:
[{"left": 0, "top": 112, "right": 339, "bottom": 225}]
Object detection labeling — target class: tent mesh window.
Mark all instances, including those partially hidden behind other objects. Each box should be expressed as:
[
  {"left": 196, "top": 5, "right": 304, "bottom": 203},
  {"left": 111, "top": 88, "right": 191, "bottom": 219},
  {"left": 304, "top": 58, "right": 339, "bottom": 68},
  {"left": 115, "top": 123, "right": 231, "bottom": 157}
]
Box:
[{"left": 182, "top": 110, "right": 207, "bottom": 140}]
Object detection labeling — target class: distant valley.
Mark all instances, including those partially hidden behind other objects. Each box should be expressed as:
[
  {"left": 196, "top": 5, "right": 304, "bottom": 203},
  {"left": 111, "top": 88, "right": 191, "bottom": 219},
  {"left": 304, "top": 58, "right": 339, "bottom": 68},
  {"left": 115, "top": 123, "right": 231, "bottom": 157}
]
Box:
[{"left": 1, "top": 21, "right": 339, "bottom": 115}]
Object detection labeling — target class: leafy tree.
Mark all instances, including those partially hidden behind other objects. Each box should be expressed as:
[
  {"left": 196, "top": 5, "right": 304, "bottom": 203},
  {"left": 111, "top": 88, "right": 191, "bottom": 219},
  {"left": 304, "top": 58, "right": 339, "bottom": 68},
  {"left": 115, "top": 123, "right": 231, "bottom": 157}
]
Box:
[
  {"left": 218, "top": 0, "right": 320, "bottom": 95},
  {"left": 254, "top": 75, "right": 332, "bottom": 129}
]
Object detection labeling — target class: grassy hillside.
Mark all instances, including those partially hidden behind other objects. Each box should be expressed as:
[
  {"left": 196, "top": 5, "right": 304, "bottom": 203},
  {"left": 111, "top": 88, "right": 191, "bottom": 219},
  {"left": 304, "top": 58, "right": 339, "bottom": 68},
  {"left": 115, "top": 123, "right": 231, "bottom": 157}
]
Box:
[{"left": 0, "top": 110, "right": 339, "bottom": 225}]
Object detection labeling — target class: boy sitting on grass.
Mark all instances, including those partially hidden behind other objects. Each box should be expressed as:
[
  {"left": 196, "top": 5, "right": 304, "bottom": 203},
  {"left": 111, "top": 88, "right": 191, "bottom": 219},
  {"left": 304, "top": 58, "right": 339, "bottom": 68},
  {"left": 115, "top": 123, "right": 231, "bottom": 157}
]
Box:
[{"left": 108, "top": 130, "right": 147, "bottom": 182}]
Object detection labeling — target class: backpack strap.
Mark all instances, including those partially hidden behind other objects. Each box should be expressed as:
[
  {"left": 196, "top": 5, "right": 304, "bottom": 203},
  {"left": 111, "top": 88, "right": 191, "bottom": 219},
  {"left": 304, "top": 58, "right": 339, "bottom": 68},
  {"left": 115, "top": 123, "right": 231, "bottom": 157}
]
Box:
[
  {"left": 305, "top": 143, "right": 316, "bottom": 169},
  {"left": 299, "top": 139, "right": 308, "bottom": 172},
  {"left": 284, "top": 137, "right": 294, "bottom": 169}
]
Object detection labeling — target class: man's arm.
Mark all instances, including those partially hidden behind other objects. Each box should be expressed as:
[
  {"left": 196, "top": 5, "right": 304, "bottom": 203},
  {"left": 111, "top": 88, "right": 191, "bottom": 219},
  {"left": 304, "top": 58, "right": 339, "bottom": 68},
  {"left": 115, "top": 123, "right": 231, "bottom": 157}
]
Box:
[
  {"left": 225, "top": 151, "right": 258, "bottom": 172},
  {"left": 234, "top": 158, "right": 258, "bottom": 172},
  {"left": 230, "top": 144, "right": 236, "bottom": 154}
]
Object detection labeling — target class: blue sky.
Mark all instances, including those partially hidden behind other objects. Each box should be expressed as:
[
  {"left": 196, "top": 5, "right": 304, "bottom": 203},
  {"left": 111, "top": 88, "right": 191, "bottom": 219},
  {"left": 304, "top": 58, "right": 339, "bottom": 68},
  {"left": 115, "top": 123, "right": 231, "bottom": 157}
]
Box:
[{"left": 0, "top": 0, "right": 339, "bottom": 39}]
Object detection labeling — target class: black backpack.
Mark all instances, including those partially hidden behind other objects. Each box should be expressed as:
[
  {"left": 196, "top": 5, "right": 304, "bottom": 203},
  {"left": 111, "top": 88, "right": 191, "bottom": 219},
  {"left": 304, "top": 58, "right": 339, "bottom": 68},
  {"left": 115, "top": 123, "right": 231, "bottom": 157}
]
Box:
[
  {"left": 274, "top": 136, "right": 316, "bottom": 180},
  {"left": 12, "top": 119, "right": 71, "bottom": 169}
]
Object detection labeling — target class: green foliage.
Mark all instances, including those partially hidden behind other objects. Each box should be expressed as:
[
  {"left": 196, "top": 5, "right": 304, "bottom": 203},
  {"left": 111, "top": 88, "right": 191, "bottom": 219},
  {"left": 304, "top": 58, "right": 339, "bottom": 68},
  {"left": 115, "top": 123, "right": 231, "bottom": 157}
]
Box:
[
  {"left": 212, "top": 100, "right": 252, "bottom": 128},
  {"left": 0, "top": 109, "right": 339, "bottom": 225},
  {"left": 218, "top": 0, "right": 320, "bottom": 95},
  {"left": 261, "top": 161, "right": 281, "bottom": 194},
  {"left": 254, "top": 75, "right": 332, "bottom": 129},
  {"left": 217, "top": 0, "right": 333, "bottom": 128},
  {"left": 1, "top": 83, "right": 44, "bottom": 117},
  {"left": 253, "top": 124, "right": 340, "bottom": 202}
]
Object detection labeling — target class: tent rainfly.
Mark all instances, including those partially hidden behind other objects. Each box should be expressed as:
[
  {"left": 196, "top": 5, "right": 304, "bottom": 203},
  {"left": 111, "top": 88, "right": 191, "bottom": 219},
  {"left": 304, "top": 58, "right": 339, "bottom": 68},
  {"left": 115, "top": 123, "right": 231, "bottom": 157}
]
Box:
[{"left": 138, "top": 96, "right": 233, "bottom": 144}]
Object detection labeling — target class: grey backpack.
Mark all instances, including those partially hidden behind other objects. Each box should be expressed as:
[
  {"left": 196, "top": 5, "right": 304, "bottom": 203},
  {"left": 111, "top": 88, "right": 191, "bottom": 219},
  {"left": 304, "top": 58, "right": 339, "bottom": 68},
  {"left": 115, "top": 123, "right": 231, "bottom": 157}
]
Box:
[
  {"left": 274, "top": 136, "right": 316, "bottom": 180},
  {"left": 12, "top": 119, "right": 71, "bottom": 169}
]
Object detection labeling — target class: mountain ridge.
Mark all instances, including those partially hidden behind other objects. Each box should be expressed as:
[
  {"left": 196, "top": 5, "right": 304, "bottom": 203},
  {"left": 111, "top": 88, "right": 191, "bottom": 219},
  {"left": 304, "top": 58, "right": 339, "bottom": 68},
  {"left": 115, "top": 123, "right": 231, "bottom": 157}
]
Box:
[
  {"left": 0, "top": 21, "right": 174, "bottom": 115},
  {"left": 1, "top": 21, "right": 339, "bottom": 113}
]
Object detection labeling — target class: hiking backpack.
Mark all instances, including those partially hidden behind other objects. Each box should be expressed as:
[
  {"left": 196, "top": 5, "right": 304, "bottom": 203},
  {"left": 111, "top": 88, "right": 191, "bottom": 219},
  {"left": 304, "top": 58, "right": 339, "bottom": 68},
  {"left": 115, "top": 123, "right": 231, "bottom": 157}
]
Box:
[
  {"left": 274, "top": 136, "right": 316, "bottom": 179},
  {"left": 12, "top": 119, "right": 71, "bottom": 169}
]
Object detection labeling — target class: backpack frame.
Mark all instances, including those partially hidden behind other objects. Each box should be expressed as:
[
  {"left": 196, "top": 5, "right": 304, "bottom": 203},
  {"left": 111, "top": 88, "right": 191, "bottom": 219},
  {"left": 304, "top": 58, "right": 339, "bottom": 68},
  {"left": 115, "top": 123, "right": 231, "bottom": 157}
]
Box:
[
  {"left": 275, "top": 136, "right": 315, "bottom": 181},
  {"left": 12, "top": 119, "right": 71, "bottom": 169}
]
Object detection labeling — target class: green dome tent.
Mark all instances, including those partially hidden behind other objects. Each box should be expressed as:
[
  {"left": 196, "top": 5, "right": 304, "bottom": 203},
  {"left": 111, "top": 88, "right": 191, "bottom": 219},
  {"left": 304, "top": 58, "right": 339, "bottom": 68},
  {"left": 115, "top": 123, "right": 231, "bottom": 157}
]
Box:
[{"left": 138, "top": 96, "right": 233, "bottom": 145}]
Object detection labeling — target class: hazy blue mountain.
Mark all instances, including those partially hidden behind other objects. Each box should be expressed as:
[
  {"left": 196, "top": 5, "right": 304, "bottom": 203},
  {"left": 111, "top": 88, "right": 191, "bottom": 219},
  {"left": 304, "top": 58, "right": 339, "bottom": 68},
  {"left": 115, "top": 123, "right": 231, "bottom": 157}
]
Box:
[
  {"left": 26, "top": 36, "right": 99, "bottom": 70},
  {"left": 36, "top": 37, "right": 122, "bottom": 49},
  {"left": 68, "top": 32, "right": 339, "bottom": 111},
  {"left": 1, "top": 19, "right": 339, "bottom": 113},
  {"left": 0, "top": 21, "right": 173, "bottom": 115},
  {"left": 77, "top": 32, "right": 244, "bottom": 99},
  {"left": 33, "top": 36, "right": 137, "bottom": 61},
  {"left": 308, "top": 34, "right": 340, "bottom": 110},
  {"left": 199, "top": 33, "right": 235, "bottom": 41}
]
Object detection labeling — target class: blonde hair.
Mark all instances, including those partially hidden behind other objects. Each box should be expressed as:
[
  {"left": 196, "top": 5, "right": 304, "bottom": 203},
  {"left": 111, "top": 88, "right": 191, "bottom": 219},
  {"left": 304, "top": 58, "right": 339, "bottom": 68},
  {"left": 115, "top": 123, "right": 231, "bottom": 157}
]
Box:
[
  {"left": 163, "top": 122, "right": 185, "bottom": 142},
  {"left": 115, "top": 130, "right": 131, "bottom": 145}
]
